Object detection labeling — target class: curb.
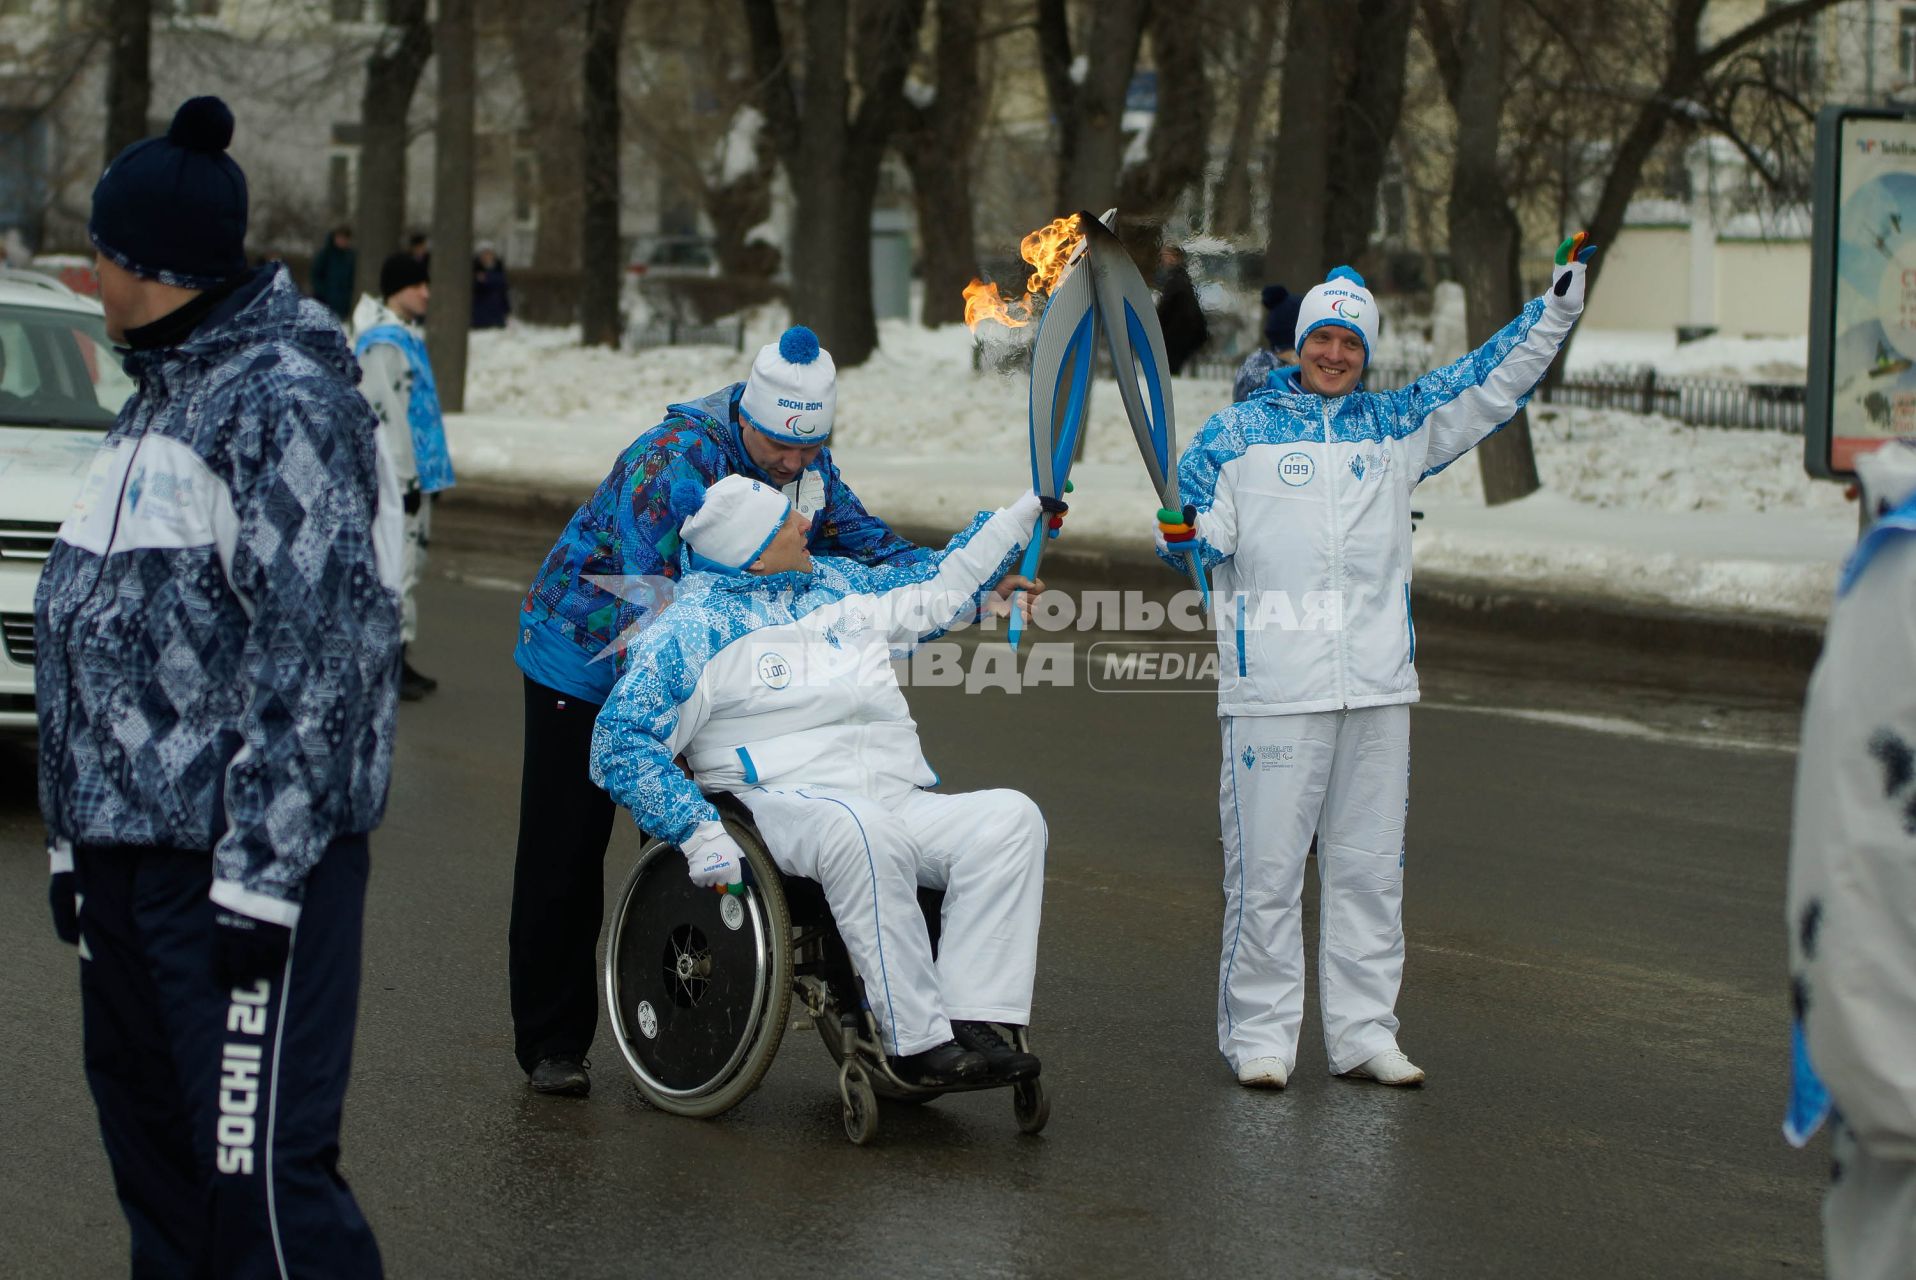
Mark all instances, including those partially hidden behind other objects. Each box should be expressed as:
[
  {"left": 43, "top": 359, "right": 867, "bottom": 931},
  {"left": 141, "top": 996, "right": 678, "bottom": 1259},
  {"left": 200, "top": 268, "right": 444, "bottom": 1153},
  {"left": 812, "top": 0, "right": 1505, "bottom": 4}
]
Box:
[{"left": 436, "top": 484, "right": 1824, "bottom": 674}]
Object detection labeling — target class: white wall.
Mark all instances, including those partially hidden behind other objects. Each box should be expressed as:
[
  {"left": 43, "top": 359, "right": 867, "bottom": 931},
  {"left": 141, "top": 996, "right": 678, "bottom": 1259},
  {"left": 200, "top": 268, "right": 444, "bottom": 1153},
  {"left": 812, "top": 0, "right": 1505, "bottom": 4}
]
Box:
[{"left": 1580, "top": 225, "right": 1809, "bottom": 337}]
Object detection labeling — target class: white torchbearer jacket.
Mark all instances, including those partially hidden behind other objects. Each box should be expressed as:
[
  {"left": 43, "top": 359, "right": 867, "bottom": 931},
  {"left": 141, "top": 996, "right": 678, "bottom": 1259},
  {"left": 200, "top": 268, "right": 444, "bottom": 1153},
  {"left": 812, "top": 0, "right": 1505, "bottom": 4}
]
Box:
[{"left": 1161, "top": 286, "right": 1582, "bottom": 717}]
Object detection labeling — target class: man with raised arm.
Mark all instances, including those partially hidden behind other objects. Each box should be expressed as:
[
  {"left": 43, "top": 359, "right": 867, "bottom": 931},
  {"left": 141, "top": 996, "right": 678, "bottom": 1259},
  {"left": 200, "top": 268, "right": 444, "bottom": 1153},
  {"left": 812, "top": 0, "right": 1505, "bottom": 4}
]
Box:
[{"left": 1156, "top": 235, "right": 1597, "bottom": 1091}]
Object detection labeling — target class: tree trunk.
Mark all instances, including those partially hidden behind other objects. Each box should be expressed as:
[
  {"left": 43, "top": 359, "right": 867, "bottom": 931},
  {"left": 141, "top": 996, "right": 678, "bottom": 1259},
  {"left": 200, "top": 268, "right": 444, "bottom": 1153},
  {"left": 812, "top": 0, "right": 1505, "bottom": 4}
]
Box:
[
  {"left": 1115, "top": 0, "right": 1214, "bottom": 261},
  {"left": 1264, "top": 0, "right": 1336, "bottom": 287},
  {"left": 579, "top": 0, "right": 629, "bottom": 347},
  {"left": 103, "top": 0, "right": 151, "bottom": 165},
  {"left": 1444, "top": 0, "right": 1536, "bottom": 504},
  {"left": 898, "top": 0, "right": 982, "bottom": 328},
  {"left": 785, "top": 0, "right": 850, "bottom": 349},
  {"left": 353, "top": 0, "right": 434, "bottom": 303},
  {"left": 1321, "top": 0, "right": 1413, "bottom": 270},
  {"left": 1056, "top": 0, "right": 1148, "bottom": 215},
  {"left": 741, "top": 0, "right": 926, "bottom": 367},
  {"left": 1211, "top": 0, "right": 1280, "bottom": 238},
  {"left": 427, "top": 0, "right": 475, "bottom": 410},
  {"left": 506, "top": 17, "right": 584, "bottom": 272}
]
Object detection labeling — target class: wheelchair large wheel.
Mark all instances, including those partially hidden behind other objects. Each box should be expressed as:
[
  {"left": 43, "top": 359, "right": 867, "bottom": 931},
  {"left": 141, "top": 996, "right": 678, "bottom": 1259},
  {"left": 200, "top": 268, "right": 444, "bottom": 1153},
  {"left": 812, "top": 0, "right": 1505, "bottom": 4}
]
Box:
[{"left": 604, "top": 816, "right": 792, "bottom": 1117}]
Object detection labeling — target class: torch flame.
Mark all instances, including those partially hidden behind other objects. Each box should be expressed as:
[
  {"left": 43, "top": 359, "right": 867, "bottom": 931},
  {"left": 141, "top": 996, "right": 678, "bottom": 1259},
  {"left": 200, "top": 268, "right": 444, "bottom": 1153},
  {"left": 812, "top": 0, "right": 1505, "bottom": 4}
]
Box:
[{"left": 963, "top": 213, "right": 1085, "bottom": 330}]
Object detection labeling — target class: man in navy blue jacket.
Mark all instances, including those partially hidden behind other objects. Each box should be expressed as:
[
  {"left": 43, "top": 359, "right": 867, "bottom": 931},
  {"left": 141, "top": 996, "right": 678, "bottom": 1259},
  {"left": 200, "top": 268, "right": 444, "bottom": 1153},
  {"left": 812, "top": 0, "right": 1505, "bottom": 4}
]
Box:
[{"left": 36, "top": 97, "right": 399, "bottom": 1278}]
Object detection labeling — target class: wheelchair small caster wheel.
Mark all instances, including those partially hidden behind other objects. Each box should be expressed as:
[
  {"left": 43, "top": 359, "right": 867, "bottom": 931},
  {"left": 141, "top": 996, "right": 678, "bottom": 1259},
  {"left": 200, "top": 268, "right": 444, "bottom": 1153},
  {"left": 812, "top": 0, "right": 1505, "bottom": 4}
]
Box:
[
  {"left": 842, "top": 1074, "right": 879, "bottom": 1145},
  {"left": 1012, "top": 1078, "right": 1049, "bottom": 1135}
]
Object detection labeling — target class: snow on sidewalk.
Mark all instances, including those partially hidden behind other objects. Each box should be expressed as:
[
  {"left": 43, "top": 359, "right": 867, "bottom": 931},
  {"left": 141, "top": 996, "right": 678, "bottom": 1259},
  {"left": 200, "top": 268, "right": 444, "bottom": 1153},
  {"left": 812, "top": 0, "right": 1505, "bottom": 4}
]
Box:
[{"left": 450, "top": 321, "right": 1855, "bottom": 623}]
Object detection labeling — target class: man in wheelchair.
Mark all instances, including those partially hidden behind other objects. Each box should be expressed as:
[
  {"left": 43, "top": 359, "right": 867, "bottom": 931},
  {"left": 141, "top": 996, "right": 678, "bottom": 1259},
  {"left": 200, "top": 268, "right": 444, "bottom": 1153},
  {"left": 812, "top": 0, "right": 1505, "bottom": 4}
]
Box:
[{"left": 590, "top": 475, "right": 1054, "bottom": 1089}]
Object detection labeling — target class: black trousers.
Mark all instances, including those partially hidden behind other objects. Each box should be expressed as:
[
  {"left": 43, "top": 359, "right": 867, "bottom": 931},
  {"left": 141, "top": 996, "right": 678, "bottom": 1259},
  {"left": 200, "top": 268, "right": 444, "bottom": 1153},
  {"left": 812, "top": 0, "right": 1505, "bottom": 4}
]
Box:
[
  {"left": 507, "top": 675, "right": 619, "bottom": 1075},
  {"left": 74, "top": 837, "right": 381, "bottom": 1279}
]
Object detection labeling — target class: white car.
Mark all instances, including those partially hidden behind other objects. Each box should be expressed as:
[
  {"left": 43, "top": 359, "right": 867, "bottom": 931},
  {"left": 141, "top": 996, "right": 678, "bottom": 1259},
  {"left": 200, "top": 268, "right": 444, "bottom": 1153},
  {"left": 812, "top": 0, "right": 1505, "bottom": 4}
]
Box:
[{"left": 0, "top": 268, "right": 134, "bottom": 738}]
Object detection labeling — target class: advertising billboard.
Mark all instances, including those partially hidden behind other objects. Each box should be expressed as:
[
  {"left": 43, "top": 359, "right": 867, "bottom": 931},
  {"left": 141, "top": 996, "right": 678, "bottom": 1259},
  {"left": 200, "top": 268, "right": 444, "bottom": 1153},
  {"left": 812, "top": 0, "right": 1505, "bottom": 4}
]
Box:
[{"left": 1808, "top": 107, "right": 1916, "bottom": 478}]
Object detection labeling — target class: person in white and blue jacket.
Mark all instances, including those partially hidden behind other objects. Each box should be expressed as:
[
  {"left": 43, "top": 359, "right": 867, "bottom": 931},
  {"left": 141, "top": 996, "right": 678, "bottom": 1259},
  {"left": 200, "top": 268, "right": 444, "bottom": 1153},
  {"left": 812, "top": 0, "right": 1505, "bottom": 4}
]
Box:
[
  {"left": 591, "top": 475, "right": 1053, "bottom": 1088},
  {"left": 1155, "top": 234, "right": 1597, "bottom": 1092},
  {"left": 1785, "top": 440, "right": 1916, "bottom": 1280},
  {"left": 353, "top": 250, "right": 451, "bottom": 700},
  {"left": 35, "top": 97, "right": 400, "bottom": 1277}
]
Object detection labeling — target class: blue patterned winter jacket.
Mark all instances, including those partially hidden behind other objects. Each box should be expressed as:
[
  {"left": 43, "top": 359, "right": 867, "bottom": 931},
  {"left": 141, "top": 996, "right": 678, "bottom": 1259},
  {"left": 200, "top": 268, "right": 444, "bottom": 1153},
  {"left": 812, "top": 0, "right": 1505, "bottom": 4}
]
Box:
[
  {"left": 515, "top": 383, "right": 931, "bottom": 703},
  {"left": 35, "top": 264, "right": 403, "bottom": 927}
]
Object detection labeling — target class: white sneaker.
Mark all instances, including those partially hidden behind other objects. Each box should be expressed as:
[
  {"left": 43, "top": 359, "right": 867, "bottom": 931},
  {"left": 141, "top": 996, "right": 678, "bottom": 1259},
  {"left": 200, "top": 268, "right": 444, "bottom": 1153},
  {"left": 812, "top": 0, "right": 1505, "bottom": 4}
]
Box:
[
  {"left": 1236, "top": 1056, "right": 1289, "bottom": 1089},
  {"left": 1343, "top": 1048, "right": 1426, "bottom": 1086}
]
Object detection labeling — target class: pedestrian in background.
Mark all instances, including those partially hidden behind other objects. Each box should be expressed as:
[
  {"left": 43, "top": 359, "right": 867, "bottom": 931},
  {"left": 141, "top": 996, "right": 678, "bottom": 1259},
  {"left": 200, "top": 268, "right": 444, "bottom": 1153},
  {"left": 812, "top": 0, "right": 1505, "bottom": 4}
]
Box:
[
  {"left": 37, "top": 95, "right": 400, "bottom": 1277},
  {"left": 472, "top": 241, "right": 510, "bottom": 330},
  {"left": 1155, "top": 244, "right": 1208, "bottom": 375},
  {"left": 310, "top": 224, "right": 355, "bottom": 320},
  {"left": 354, "top": 251, "right": 452, "bottom": 701},
  {"left": 1232, "top": 284, "right": 1303, "bottom": 403},
  {"left": 1785, "top": 439, "right": 1916, "bottom": 1280}
]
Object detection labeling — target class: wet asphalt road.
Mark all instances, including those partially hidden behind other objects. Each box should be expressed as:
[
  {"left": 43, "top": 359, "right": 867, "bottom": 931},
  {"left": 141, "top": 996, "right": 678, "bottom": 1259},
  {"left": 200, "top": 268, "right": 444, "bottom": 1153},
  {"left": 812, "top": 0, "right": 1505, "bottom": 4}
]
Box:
[{"left": 1, "top": 547, "right": 1826, "bottom": 1277}]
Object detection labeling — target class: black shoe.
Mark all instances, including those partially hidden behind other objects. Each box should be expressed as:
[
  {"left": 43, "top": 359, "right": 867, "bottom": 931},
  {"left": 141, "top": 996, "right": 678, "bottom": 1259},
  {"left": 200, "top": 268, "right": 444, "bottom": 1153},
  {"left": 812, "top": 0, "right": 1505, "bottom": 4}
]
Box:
[
  {"left": 399, "top": 658, "right": 436, "bottom": 702},
  {"left": 528, "top": 1055, "right": 590, "bottom": 1097},
  {"left": 952, "top": 1021, "right": 1041, "bottom": 1082},
  {"left": 890, "top": 1040, "right": 987, "bottom": 1088}
]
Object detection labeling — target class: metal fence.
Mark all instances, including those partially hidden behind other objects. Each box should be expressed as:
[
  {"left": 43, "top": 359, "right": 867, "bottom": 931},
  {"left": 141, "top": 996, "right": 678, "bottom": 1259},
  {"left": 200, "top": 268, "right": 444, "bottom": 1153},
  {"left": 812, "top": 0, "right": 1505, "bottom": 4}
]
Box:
[{"left": 1180, "top": 351, "right": 1807, "bottom": 435}]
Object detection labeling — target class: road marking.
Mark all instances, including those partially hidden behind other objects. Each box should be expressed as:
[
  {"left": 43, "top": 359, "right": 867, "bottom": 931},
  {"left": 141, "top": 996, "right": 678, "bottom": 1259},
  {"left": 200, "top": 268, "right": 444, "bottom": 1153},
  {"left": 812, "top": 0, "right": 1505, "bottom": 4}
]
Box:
[
  {"left": 443, "top": 571, "right": 528, "bottom": 594},
  {"left": 1424, "top": 702, "right": 1794, "bottom": 756}
]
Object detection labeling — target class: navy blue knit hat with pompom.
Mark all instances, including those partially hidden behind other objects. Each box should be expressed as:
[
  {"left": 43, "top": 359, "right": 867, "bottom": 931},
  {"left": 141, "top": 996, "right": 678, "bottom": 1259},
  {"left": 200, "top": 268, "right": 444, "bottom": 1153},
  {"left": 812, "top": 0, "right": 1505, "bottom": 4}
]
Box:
[{"left": 90, "top": 96, "right": 249, "bottom": 288}]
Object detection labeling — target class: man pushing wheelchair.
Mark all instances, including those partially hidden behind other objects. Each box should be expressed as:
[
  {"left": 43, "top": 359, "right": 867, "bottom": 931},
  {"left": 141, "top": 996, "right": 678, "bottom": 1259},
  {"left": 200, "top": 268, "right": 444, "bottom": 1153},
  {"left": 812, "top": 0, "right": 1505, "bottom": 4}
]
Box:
[{"left": 590, "top": 474, "right": 1057, "bottom": 1089}]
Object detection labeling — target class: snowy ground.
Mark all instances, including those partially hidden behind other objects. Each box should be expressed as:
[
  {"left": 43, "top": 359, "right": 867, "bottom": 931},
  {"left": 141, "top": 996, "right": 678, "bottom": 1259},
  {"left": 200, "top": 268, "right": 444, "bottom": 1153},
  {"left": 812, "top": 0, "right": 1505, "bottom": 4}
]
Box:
[{"left": 451, "top": 320, "right": 1853, "bottom": 623}]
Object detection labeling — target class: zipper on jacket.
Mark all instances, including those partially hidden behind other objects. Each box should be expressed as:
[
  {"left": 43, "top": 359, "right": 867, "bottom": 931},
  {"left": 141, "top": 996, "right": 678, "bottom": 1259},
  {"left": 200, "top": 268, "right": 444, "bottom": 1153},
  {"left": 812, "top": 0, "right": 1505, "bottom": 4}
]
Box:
[{"left": 1322, "top": 401, "right": 1349, "bottom": 706}]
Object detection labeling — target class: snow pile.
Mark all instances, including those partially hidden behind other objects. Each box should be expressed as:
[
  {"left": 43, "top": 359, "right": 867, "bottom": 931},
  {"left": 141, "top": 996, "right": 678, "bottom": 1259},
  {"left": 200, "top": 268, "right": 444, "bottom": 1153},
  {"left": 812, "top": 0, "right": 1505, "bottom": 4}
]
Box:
[{"left": 450, "top": 319, "right": 1853, "bottom": 621}]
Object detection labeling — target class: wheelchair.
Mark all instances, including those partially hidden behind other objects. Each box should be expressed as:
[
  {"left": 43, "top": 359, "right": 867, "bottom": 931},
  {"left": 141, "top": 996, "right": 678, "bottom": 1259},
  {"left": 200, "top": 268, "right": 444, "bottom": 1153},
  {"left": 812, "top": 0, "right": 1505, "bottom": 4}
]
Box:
[{"left": 602, "top": 796, "right": 1051, "bottom": 1145}]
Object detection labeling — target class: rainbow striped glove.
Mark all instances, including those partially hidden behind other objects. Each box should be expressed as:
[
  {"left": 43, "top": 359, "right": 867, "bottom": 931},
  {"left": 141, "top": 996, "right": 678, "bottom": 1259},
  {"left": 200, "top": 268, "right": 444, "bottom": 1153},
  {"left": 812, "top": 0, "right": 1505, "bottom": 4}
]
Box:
[
  {"left": 1549, "top": 231, "right": 1597, "bottom": 314},
  {"left": 1155, "top": 504, "right": 1201, "bottom": 556}
]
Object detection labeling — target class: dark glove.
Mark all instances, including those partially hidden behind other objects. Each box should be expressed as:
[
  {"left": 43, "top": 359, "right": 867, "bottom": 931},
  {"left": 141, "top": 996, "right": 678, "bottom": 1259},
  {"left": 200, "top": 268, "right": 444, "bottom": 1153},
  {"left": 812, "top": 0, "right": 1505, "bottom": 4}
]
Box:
[
  {"left": 214, "top": 910, "right": 292, "bottom": 989},
  {"left": 1039, "top": 493, "right": 1070, "bottom": 540},
  {"left": 49, "top": 872, "right": 79, "bottom": 946},
  {"left": 1549, "top": 231, "right": 1598, "bottom": 311}
]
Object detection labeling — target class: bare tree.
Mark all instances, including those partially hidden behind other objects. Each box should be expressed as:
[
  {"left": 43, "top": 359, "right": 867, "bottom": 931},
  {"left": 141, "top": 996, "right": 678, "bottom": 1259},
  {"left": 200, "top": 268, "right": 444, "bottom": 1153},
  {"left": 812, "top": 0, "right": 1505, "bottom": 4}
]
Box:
[
  {"left": 1575, "top": 0, "right": 1846, "bottom": 333},
  {"left": 1114, "top": 0, "right": 1215, "bottom": 260},
  {"left": 1266, "top": 0, "right": 1414, "bottom": 287},
  {"left": 505, "top": 4, "right": 585, "bottom": 271},
  {"left": 1322, "top": 0, "right": 1414, "bottom": 270},
  {"left": 353, "top": 0, "right": 433, "bottom": 301},
  {"left": 580, "top": 0, "right": 631, "bottom": 348},
  {"left": 1425, "top": 0, "right": 1539, "bottom": 504},
  {"left": 1035, "top": 0, "right": 1148, "bottom": 215},
  {"left": 1211, "top": 0, "right": 1282, "bottom": 238},
  {"left": 897, "top": 0, "right": 983, "bottom": 327},
  {"left": 621, "top": 1, "right": 781, "bottom": 283},
  {"left": 741, "top": 0, "right": 928, "bottom": 367},
  {"left": 427, "top": 0, "right": 475, "bottom": 411},
  {"left": 1263, "top": 2, "right": 1336, "bottom": 288},
  {"left": 103, "top": 0, "right": 152, "bottom": 163}
]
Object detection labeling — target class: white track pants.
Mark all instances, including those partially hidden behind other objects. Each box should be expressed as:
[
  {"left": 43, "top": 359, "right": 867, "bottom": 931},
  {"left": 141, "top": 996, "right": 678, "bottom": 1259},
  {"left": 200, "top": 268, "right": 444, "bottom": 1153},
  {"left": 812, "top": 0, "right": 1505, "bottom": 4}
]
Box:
[
  {"left": 739, "top": 785, "right": 1047, "bottom": 1057},
  {"left": 1826, "top": 1122, "right": 1916, "bottom": 1280},
  {"left": 399, "top": 494, "right": 430, "bottom": 645},
  {"left": 1218, "top": 705, "right": 1410, "bottom": 1075}
]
